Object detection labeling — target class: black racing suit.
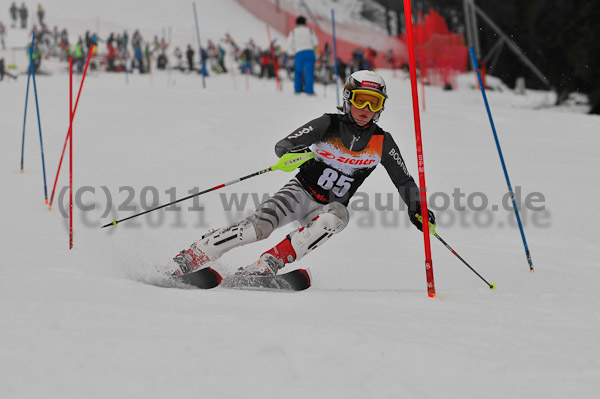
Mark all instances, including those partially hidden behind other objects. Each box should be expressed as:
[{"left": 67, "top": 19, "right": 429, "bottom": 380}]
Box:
[{"left": 275, "top": 113, "right": 420, "bottom": 211}]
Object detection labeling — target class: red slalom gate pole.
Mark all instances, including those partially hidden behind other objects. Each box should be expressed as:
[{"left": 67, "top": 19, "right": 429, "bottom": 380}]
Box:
[
  {"left": 266, "top": 25, "right": 281, "bottom": 91},
  {"left": 404, "top": 0, "right": 436, "bottom": 297},
  {"left": 69, "top": 57, "right": 74, "bottom": 249},
  {"left": 418, "top": 10, "right": 426, "bottom": 112},
  {"left": 49, "top": 45, "right": 95, "bottom": 210}
]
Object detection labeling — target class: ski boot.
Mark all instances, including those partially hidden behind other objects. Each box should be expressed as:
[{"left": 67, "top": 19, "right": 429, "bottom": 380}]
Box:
[
  {"left": 238, "top": 236, "right": 297, "bottom": 276},
  {"left": 169, "top": 221, "right": 258, "bottom": 276}
]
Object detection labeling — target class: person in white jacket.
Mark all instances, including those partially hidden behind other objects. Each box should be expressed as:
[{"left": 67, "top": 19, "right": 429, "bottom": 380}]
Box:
[{"left": 287, "top": 15, "right": 318, "bottom": 94}]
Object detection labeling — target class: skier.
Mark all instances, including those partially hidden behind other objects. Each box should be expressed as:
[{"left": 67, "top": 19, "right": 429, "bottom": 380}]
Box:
[{"left": 168, "top": 70, "right": 435, "bottom": 278}]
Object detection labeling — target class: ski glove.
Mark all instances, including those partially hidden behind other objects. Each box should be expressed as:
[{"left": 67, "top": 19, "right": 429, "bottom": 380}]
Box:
[
  {"left": 408, "top": 206, "right": 436, "bottom": 232},
  {"left": 285, "top": 145, "right": 314, "bottom": 167},
  {"left": 285, "top": 145, "right": 312, "bottom": 154}
]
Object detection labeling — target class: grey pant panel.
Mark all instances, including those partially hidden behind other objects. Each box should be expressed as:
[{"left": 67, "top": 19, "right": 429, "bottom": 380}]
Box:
[
  {"left": 246, "top": 178, "right": 349, "bottom": 240},
  {"left": 301, "top": 201, "right": 350, "bottom": 228}
]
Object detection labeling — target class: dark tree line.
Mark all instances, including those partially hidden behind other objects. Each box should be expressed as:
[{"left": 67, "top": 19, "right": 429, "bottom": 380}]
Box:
[
  {"left": 477, "top": 0, "right": 600, "bottom": 114},
  {"left": 373, "top": 0, "right": 600, "bottom": 114}
]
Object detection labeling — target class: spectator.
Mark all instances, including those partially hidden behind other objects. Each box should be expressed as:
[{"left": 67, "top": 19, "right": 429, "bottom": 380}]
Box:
[
  {"left": 173, "top": 46, "right": 183, "bottom": 70},
  {"left": 199, "top": 46, "right": 208, "bottom": 76},
  {"left": 365, "top": 47, "right": 377, "bottom": 70},
  {"left": 120, "top": 30, "right": 128, "bottom": 51},
  {"left": 106, "top": 33, "right": 117, "bottom": 71},
  {"left": 90, "top": 32, "right": 99, "bottom": 54},
  {"left": 286, "top": 15, "right": 318, "bottom": 94},
  {"left": 282, "top": 53, "right": 293, "bottom": 79},
  {"left": 19, "top": 3, "right": 28, "bottom": 29},
  {"left": 240, "top": 46, "right": 253, "bottom": 75},
  {"left": 144, "top": 43, "right": 152, "bottom": 74},
  {"left": 0, "top": 58, "right": 17, "bottom": 82},
  {"left": 186, "top": 44, "right": 194, "bottom": 72},
  {"left": 27, "top": 39, "right": 42, "bottom": 72},
  {"left": 51, "top": 25, "right": 59, "bottom": 47},
  {"left": 37, "top": 4, "right": 45, "bottom": 26},
  {"left": 9, "top": 2, "right": 18, "bottom": 28},
  {"left": 217, "top": 43, "right": 227, "bottom": 73},
  {"left": 337, "top": 57, "right": 348, "bottom": 83},
  {"left": 353, "top": 48, "right": 366, "bottom": 72},
  {"left": 222, "top": 33, "right": 240, "bottom": 74},
  {"left": 74, "top": 37, "right": 84, "bottom": 73},
  {"left": 59, "top": 28, "right": 69, "bottom": 56},
  {"left": 0, "top": 57, "right": 18, "bottom": 80},
  {"left": 0, "top": 21, "right": 6, "bottom": 50},
  {"left": 156, "top": 50, "right": 168, "bottom": 70},
  {"left": 131, "top": 29, "right": 144, "bottom": 73},
  {"left": 206, "top": 40, "right": 219, "bottom": 73},
  {"left": 259, "top": 50, "right": 274, "bottom": 78}
]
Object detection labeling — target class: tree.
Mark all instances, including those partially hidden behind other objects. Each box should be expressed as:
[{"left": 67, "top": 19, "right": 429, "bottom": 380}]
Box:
[{"left": 476, "top": 0, "right": 600, "bottom": 113}]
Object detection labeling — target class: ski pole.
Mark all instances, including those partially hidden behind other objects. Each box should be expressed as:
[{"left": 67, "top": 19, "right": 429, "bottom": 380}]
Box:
[
  {"left": 101, "top": 152, "right": 315, "bottom": 228},
  {"left": 469, "top": 48, "right": 534, "bottom": 272},
  {"left": 417, "top": 215, "right": 496, "bottom": 290}
]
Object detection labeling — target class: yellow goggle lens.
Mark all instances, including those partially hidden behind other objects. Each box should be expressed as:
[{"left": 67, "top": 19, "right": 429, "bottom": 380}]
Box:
[{"left": 349, "top": 89, "right": 386, "bottom": 112}]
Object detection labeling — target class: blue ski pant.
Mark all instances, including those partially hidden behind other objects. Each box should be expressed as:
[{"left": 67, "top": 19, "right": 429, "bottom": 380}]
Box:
[{"left": 294, "top": 49, "right": 316, "bottom": 94}]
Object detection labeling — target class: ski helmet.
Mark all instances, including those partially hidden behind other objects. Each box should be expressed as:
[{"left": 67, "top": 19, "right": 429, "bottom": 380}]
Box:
[{"left": 341, "top": 70, "right": 388, "bottom": 123}]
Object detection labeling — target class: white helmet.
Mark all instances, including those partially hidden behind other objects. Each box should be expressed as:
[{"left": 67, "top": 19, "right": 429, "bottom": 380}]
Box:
[{"left": 341, "top": 70, "right": 388, "bottom": 123}]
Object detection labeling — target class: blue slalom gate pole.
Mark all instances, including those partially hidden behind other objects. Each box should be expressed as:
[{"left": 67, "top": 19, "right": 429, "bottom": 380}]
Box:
[
  {"left": 330, "top": 9, "right": 340, "bottom": 109},
  {"left": 20, "top": 33, "right": 35, "bottom": 172},
  {"left": 469, "top": 47, "right": 534, "bottom": 272},
  {"left": 30, "top": 36, "right": 49, "bottom": 203},
  {"left": 192, "top": 2, "right": 206, "bottom": 88}
]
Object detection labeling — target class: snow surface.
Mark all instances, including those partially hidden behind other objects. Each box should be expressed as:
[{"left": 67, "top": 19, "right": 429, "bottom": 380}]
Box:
[{"left": 2, "top": 1, "right": 600, "bottom": 398}]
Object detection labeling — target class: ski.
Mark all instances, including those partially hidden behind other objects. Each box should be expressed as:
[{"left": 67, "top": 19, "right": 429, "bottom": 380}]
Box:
[
  {"left": 174, "top": 268, "right": 311, "bottom": 291},
  {"left": 221, "top": 268, "right": 312, "bottom": 291},
  {"left": 174, "top": 267, "right": 223, "bottom": 289}
]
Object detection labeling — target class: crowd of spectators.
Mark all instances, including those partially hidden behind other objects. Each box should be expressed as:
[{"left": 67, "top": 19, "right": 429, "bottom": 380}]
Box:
[{"left": 2, "top": 4, "right": 392, "bottom": 87}]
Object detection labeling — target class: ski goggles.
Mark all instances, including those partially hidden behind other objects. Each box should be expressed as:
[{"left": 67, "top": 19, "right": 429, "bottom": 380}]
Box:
[{"left": 349, "top": 89, "right": 386, "bottom": 112}]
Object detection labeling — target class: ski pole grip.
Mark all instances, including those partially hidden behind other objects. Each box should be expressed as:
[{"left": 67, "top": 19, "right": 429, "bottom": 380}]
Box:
[
  {"left": 417, "top": 213, "right": 437, "bottom": 234},
  {"left": 272, "top": 152, "right": 315, "bottom": 172}
]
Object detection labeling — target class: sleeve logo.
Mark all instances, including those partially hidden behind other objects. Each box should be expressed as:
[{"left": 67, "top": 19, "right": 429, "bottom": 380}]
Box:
[
  {"left": 389, "top": 148, "right": 411, "bottom": 176},
  {"left": 287, "top": 125, "right": 314, "bottom": 139}
]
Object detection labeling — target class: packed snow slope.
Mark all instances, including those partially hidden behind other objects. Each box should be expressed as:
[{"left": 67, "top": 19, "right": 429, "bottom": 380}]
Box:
[{"left": 1, "top": 1, "right": 600, "bottom": 398}]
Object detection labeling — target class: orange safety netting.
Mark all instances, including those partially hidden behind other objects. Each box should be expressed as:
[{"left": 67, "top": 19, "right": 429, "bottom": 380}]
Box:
[
  {"left": 235, "top": 1, "right": 468, "bottom": 87},
  {"left": 400, "top": 9, "right": 469, "bottom": 88}
]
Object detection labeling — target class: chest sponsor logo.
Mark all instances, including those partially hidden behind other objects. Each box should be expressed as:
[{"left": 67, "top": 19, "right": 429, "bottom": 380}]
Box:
[
  {"left": 315, "top": 149, "right": 377, "bottom": 166},
  {"left": 315, "top": 149, "right": 336, "bottom": 159}
]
